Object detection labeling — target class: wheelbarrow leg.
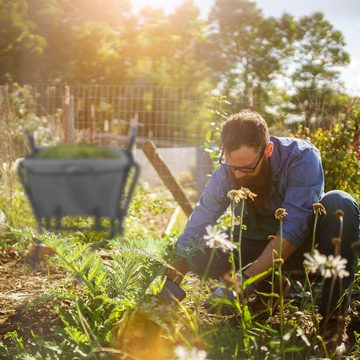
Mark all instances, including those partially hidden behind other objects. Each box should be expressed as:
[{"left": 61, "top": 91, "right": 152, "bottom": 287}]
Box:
[
  {"left": 28, "top": 218, "right": 45, "bottom": 267},
  {"left": 29, "top": 239, "right": 42, "bottom": 268}
]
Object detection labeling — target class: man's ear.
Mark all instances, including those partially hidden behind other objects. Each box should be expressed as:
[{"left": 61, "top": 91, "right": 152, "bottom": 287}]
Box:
[{"left": 265, "top": 142, "right": 274, "bottom": 158}]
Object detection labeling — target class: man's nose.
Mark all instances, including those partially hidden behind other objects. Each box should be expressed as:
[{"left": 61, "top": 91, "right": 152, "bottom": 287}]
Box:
[{"left": 233, "top": 170, "right": 247, "bottom": 179}]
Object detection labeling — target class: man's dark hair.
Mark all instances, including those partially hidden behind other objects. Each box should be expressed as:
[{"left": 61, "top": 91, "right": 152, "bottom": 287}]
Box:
[{"left": 221, "top": 110, "right": 269, "bottom": 152}]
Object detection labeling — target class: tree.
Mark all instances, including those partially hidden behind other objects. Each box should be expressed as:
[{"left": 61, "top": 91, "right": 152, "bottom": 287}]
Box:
[
  {"left": 0, "top": 0, "right": 46, "bottom": 82},
  {"left": 127, "top": 1, "right": 214, "bottom": 143},
  {"left": 204, "top": 0, "right": 296, "bottom": 119},
  {"left": 24, "top": 0, "right": 135, "bottom": 84},
  {"left": 290, "top": 12, "right": 350, "bottom": 127}
]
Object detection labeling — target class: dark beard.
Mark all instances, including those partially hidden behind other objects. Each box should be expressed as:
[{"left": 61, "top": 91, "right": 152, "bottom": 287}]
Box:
[{"left": 230, "top": 158, "right": 272, "bottom": 211}]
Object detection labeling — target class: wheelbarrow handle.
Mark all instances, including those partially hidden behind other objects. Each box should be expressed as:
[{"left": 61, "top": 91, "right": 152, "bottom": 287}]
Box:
[
  {"left": 24, "top": 129, "right": 37, "bottom": 155},
  {"left": 127, "top": 118, "right": 137, "bottom": 152}
]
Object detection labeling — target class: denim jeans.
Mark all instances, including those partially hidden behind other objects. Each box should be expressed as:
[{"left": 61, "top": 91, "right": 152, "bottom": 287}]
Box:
[{"left": 184, "top": 190, "right": 359, "bottom": 317}]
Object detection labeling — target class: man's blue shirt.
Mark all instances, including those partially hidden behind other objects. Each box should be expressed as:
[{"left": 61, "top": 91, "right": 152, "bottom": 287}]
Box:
[{"left": 178, "top": 136, "right": 325, "bottom": 248}]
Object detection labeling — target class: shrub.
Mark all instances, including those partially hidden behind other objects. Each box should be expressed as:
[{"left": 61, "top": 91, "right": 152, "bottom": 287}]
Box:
[
  {"left": 295, "top": 113, "right": 359, "bottom": 204},
  {"left": 0, "top": 83, "right": 61, "bottom": 164}
]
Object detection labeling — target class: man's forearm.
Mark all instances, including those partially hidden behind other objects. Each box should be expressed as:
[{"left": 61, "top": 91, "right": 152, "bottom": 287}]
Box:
[{"left": 243, "top": 237, "right": 297, "bottom": 282}]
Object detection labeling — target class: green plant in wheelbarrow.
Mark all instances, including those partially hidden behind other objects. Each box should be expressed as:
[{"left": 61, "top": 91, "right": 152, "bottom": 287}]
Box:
[
  {"left": 17, "top": 128, "right": 140, "bottom": 265},
  {"left": 33, "top": 143, "right": 122, "bottom": 159}
]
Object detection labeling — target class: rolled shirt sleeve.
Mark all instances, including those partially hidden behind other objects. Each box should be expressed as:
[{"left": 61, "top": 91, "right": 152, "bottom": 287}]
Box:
[
  {"left": 278, "top": 147, "right": 324, "bottom": 247},
  {"left": 177, "top": 165, "right": 231, "bottom": 248}
]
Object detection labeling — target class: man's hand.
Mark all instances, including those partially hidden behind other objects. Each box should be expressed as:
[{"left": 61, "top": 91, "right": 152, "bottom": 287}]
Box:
[{"left": 243, "top": 236, "right": 297, "bottom": 282}]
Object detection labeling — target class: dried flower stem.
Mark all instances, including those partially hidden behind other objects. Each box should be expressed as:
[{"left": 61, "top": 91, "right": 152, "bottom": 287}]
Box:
[
  {"left": 229, "top": 201, "right": 236, "bottom": 277},
  {"left": 270, "top": 248, "right": 275, "bottom": 312},
  {"left": 325, "top": 275, "right": 338, "bottom": 325},
  {"left": 203, "top": 247, "right": 216, "bottom": 283},
  {"left": 304, "top": 269, "right": 318, "bottom": 330},
  {"left": 275, "top": 208, "right": 287, "bottom": 351},
  {"left": 311, "top": 212, "right": 319, "bottom": 255},
  {"left": 311, "top": 203, "right": 326, "bottom": 255},
  {"left": 237, "top": 199, "right": 246, "bottom": 280},
  {"left": 335, "top": 210, "right": 344, "bottom": 256}
]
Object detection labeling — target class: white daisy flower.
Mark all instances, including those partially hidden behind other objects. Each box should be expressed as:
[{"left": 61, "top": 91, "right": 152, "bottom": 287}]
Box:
[
  {"left": 174, "top": 346, "right": 208, "bottom": 360},
  {"left": 303, "top": 250, "right": 349, "bottom": 279},
  {"left": 204, "top": 225, "right": 236, "bottom": 252}
]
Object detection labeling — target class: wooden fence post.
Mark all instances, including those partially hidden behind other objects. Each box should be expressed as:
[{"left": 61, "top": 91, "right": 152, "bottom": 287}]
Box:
[
  {"left": 140, "top": 140, "right": 193, "bottom": 218},
  {"left": 90, "top": 104, "right": 95, "bottom": 144},
  {"left": 63, "top": 86, "right": 75, "bottom": 143}
]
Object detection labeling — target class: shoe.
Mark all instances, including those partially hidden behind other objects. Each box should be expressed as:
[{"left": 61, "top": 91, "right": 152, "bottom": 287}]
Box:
[
  {"left": 317, "top": 316, "right": 352, "bottom": 358},
  {"left": 156, "top": 278, "right": 186, "bottom": 305}
]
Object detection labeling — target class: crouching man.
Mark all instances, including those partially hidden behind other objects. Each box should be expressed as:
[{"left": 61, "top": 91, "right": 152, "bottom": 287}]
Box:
[{"left": 158, "top": 110, "right": 359, "bottom": 356}]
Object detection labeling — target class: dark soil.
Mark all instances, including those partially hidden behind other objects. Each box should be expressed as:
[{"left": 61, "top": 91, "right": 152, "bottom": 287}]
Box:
[{"left": 0, "top": 247, "right": 68, "bottom": 347}]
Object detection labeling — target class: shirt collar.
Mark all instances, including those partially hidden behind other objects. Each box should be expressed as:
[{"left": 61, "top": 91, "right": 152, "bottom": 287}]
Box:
[{"left": 269, "top": 136, "right": 280, "bottom": 182}]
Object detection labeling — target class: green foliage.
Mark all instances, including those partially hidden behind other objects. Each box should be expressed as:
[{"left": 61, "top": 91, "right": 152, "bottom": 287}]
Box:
[
  {"left": 0, "top": 83, "right": 61, "bottom": 165},
  {"left": 203, "top": 96, "right": 232, "bottom": 171},
  {"left": 25, "top": 233, "right": 172, "bottom": 358},
  {"left": 295, "top": 115, "right": 359, "bottom": 203},
  {"left": 0, "top": 177, "right": 35, "bottom": 230},
  {"left": 0, "top": 0, "right": 46, "bottom": 83},
  {"left": 1, "top": 184, "right": 359, "bottom": 358}
]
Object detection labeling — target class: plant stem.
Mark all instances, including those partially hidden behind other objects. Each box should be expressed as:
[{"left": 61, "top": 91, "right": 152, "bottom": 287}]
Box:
[
  {"left": 229, "top": 201, "right": 236, "bottom": 277},
  {"left": 270, "top": 248, "right": 275, "bottom": 314},
  {"left": 304, "top": 269, "right": 318, "bottom": 330},
  {"left": 237, "top": 199, "right": 245, "bottom": 276},
  {"left": 326, "top": 275, "right": 337, "bottom": 320},
  {"left": 203, "top": 247, "right": 216, "bottom": 283},
  {"left": 311, "top": 212, "right": 319, "bottom": 255},
  {"left": 278, "top": 220, "right": 284, "bottom": 357}
]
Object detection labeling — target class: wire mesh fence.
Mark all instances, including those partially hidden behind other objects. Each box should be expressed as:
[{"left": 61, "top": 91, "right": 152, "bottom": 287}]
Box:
[
  {"left": 21, "top": 84, "right": 216, "bottom": 147},
  {"left": 0, "top": 84, "right": 221, "bottom": 224}
]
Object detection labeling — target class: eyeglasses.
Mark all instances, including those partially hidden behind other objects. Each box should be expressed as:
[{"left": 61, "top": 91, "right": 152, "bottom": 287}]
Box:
[{"left": 219, "top": 144, "right": 266, "bottom": 174}]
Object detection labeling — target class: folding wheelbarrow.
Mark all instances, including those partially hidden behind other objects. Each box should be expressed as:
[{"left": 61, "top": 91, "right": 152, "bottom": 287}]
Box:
[{"left": 17, "top": 125, "right": 140, "bottom": 264}]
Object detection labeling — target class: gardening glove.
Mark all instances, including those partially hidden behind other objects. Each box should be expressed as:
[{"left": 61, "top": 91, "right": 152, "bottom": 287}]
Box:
[
  {"left": 203, "top": 273, "right": 257, "bottom": 315},
  {"left": 156, "top": 278, "right": 186, "bottom": 305}
]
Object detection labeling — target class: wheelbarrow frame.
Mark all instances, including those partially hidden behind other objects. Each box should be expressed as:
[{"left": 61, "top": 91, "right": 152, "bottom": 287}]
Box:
[{"left": 17, "top": 126, "right": 140, "bottom": 264}]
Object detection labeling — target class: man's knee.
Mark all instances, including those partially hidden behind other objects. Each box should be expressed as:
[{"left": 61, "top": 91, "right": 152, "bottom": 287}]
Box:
[
  {"left": 319, "top": 190, "right": 360, "bottom": 246},
  {"left": 320, "top": 190, "right": 358, "bottom": 216}
]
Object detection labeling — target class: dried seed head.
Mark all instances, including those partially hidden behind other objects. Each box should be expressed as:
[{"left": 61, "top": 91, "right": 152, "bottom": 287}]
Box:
[
  {"left": 227, "top": 190, "right": 242, "bottom": 203},
  {"left": 223, "top": 272, "right": 240, "bottom": 292},
  {"left": 331, "top": 237, "right": 341, "bottom": 247},
  {"left": 335, "top": 210, "right": 344, "bottom": 218},
  {"left": 272, "top": 249, "right": 280, "bottom": 258},
  {"left": 275, "top": 208, "right": 288, "bottom": 220},
  {"left": 234, "top": 217, "right": 241, "bottom": 226},
  {"left": 313, "top": 203, "right": 326, "bottom": 215},
  {"left": 241, "top": 187, "right": 257, "bottom": 201},
  {"left": 227, "top": 187, "right": 257, "bottom": 203},
  {"left": 274, "top": 258, "right": 284, "bottom": 266},
  {"left": 268, "top": 235, "right": 277, "bottom": 242}
]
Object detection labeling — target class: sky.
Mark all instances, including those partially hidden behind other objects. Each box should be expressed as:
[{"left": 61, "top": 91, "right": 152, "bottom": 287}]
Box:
[{"left": 132, "top": 0, "right": 360, "bottom": 94}]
